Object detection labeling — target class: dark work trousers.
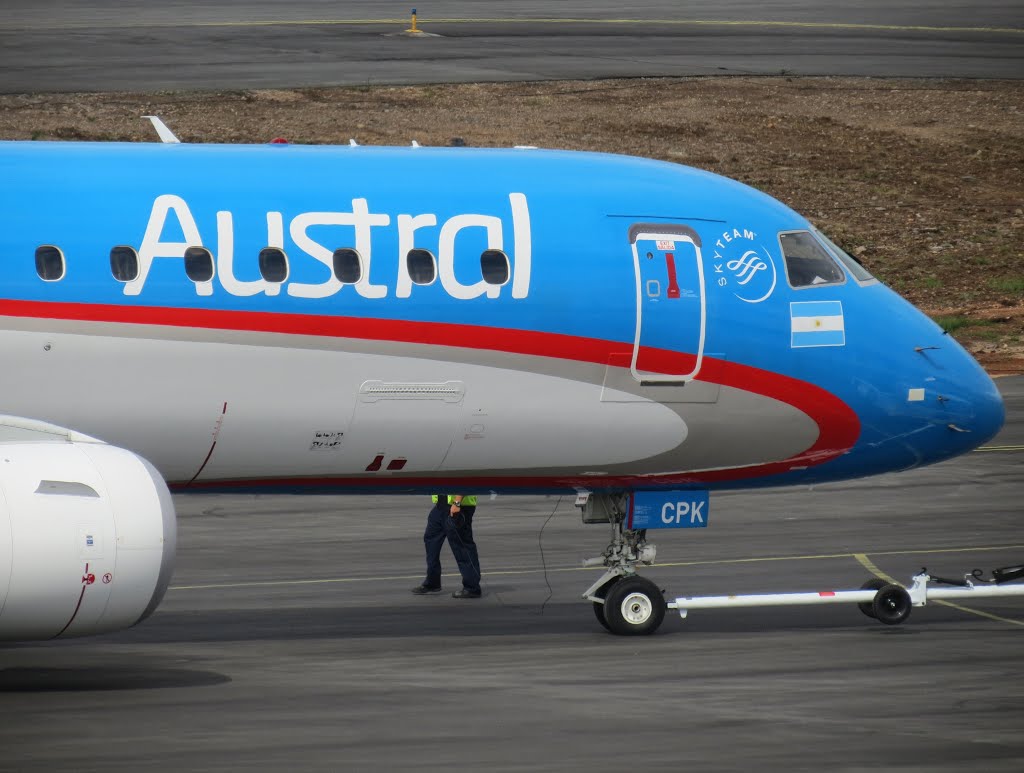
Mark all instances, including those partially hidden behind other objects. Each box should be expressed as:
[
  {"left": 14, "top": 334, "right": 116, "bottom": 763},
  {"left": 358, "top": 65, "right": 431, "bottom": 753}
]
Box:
[{"left": 423, "top": 502, "right": 481, "bottom": 592}]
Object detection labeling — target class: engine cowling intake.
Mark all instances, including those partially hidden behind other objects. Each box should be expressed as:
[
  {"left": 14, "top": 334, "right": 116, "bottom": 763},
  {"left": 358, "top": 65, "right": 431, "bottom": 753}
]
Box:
[{"left": 0, "top": 441, "right": 176, "bottom": 641}]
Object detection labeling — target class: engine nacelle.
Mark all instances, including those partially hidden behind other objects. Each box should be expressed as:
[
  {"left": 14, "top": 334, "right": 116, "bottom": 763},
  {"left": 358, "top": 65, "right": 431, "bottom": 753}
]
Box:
[{"left": 0, "top": 441, "right": 176, "bottom": 641}]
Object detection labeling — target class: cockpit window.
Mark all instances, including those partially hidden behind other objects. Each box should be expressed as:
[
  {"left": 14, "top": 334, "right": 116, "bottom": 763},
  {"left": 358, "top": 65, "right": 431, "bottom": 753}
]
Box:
[
  {"left": 813, "top": 229, "right": 876, "bottom": 283},
  {"left": 778, "top": 231, "right": 845, "bottom": 288}
]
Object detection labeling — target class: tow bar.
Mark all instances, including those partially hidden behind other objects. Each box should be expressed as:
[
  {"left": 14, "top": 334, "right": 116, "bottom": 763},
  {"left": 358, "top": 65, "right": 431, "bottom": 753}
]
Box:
[{"left": 668, "top": 564, "right": 1024, "bottom": 625}]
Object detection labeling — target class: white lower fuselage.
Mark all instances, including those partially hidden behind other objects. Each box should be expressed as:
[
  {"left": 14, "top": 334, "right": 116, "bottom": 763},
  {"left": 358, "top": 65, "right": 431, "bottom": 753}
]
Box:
[{"left": 1, "top": 318, "right": 820, "bottom": 491}]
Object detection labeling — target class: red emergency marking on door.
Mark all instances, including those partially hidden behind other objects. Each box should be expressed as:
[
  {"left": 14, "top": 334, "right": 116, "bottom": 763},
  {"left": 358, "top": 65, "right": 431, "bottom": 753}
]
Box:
[
  {"left": 386, "top": 458, "right": 408, "bottom": 471},
  {"left": 83, "top": 570, "right": 96, "bottom": 586},
  {"left": 365, "top": 454, "right": 384, "bottom": 472},
  {"left": 665, "top": 253, "right": 681, "bottom": 299}
]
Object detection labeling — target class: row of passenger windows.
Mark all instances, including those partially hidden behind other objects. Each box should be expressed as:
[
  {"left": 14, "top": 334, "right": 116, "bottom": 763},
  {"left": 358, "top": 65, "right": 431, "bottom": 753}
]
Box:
[
  {"left": 35, "top": 231, "right": 870, "bottom": 289},
  {"left": 33, "top": 245, "right": 512, "bottom": 287}
]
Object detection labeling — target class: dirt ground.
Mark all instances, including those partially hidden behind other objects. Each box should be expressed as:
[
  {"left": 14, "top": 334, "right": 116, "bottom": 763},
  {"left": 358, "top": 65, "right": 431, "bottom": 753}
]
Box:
[{"left": 1, "top": 76, "right": 1021, "bottom": 373}]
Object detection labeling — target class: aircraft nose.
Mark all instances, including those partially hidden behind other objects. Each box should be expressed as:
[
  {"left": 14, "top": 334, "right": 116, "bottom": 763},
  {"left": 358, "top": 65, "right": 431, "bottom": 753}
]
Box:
[
  {"left": 846, "top": 290, "right": 1005, "bottom": 474},
  {"left": 956, "top": 366, "right": 1005, "bottom": 445},
  {"left": 927, "top": 349, "right": 1005, "bottom": 453}
]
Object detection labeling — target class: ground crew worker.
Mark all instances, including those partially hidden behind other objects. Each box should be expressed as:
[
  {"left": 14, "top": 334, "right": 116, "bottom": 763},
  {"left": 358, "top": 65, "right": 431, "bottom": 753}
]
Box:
[{"left": 411, "top": 494, "right": 482, "bottom": 598}]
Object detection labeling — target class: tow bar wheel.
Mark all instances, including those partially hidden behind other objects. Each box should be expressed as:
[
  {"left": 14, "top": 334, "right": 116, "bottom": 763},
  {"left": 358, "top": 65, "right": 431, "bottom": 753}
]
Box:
[
  {"left": 857, "top": 578, "right": 888, "bottom": 619},
  {"left": 603, "top": 576, "right": 666, "bottom": 635},
  {"left": 872, "top": 583, "right": 913, "bottom": 625}
]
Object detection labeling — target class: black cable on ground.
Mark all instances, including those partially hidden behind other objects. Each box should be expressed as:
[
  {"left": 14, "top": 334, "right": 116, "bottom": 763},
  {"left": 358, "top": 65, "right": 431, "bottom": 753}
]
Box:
[{"left": 537, "top": 496, "right": 563, "bottom": 616}]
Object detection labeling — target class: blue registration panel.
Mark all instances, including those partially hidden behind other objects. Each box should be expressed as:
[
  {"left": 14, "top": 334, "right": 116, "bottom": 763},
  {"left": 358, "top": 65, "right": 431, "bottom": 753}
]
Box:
[{"left": 628, "top": 491, "right": 710, "bottom": 529}]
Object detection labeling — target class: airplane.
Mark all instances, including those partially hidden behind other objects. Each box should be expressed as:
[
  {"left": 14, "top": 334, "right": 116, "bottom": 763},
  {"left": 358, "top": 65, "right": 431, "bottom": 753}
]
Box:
[{"left": 0, "top": 128, "right": 1005, "bottom": 640}]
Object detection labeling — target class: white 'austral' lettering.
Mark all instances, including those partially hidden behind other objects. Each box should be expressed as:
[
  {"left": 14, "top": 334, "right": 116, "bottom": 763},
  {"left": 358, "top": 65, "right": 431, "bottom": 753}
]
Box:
[
  {"left": 128, "top": 194, "right": 533, "bottom": 300},
  {"left": 129, "top": 194, "right": 211, "bottom": 296},
  {"left": 285, "top": 199, "right": 389, "bottom": 299}
]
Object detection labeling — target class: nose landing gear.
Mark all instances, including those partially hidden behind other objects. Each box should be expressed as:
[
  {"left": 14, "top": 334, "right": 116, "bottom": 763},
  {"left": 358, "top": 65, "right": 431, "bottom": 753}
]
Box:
[{"left": 579, "top": 493, "right": 667, "bottom": 635}]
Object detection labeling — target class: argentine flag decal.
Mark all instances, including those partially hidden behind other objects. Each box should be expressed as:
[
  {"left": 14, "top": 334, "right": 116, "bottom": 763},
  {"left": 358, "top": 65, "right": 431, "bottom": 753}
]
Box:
[{"left": 790, "top": 301, "right": 845, "bottom": 348}]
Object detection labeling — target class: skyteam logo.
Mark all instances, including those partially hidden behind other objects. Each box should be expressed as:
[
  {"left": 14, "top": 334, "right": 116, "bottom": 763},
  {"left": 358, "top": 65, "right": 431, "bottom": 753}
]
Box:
[
  {"left": 728, "top": 251, "right": 768, "bottom": 285},
  {"left": 711, "top": 227, "right": 777, "bottom": 304}
]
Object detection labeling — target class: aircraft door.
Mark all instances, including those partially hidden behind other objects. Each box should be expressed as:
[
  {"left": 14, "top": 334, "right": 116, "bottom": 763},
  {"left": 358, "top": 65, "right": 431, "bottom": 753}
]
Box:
[{"left": 629, "top": 223, "right": 706, "bottom": 384}]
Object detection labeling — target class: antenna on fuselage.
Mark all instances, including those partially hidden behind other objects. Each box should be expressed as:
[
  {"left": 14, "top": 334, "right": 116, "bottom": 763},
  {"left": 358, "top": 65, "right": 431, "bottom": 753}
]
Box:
[
  {"left": 143, "top": 116, "right": 180, "bottom": 144},
  {"left": 349, "top": 138, "right": 359, "bottom": 147}
]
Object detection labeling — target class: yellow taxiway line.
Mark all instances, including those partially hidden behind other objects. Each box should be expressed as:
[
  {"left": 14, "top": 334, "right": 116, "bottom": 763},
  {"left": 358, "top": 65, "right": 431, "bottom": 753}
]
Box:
[
  {"left": 192, "top": 19, "right": 1024, "bottom": 35},
  {"left": 172, "top": 542, "right": 1024, "bottom": 628},
  {"left": 171, "top": 542, "right": 1024, "bottom": 591},
  {"left": 12, "top": 18, "right": 1024, "bottom": 35}
]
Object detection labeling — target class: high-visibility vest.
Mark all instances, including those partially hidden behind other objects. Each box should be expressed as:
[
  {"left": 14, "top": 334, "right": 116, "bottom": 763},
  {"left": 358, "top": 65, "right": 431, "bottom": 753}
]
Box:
[{"left": 431, "top": 494, "right": 478, "bottom": 506}]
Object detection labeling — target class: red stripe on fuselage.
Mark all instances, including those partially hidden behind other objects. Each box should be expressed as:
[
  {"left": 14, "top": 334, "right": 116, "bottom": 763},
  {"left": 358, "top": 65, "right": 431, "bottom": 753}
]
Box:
[
  {"left": 0, "top": 299, "right": 860, "bottom": 488},
  {"left": 0, "top": 299, "right": 618, "bottom": 364}
]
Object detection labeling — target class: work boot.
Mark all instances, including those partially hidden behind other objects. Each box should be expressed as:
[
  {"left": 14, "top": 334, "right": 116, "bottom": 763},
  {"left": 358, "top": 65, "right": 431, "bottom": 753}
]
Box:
[{"left": 411, "top": 584, "right": 443, "bottom": 595}]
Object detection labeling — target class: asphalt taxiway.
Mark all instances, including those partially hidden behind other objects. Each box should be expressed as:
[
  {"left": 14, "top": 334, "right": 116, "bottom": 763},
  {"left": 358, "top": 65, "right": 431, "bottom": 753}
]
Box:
[
  {"left": 1, "top": 376, "right": 1021, "bottom": 772},
  {"left": 1, "top": 0, "right": 1022, "bottom": 92}
]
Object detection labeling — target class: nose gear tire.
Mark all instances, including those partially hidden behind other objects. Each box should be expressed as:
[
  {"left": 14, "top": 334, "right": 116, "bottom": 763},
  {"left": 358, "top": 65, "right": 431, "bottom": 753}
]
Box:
[
  {"left": 602, "top": 576, "right": 666, "bottom": 636},
  {"left": 592, "top": 578, "right": 620, "bottom": 631}
]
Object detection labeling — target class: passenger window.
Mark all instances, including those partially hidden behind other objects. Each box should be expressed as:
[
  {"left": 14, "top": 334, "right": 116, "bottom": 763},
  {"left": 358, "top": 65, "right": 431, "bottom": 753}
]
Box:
[
  {"left": 814, "top": 229, "right": 875, "bottom": 283},
  {"left": 110, "top": 245, "right": 139, "bottom": 282},
  {"left": 258, "top": 247, "right": 289, "bottom": 283},
  {"left": 779, "top": 231, "right": 845, "bottom": 288},
  {"left": 407, "top": 249, "right": 437, "bottom": 285},
  {"left": 35, "top": 245, "right": 65, "bottom": 281},
  {"left": 480, "top": 249, "right": 510, "bottom": 286},
  {"left": 333, "top": 248, "right": 362, "bottom": 284},
  {"left": 184, "top": 246, "right": 215, "bottom": 283}
]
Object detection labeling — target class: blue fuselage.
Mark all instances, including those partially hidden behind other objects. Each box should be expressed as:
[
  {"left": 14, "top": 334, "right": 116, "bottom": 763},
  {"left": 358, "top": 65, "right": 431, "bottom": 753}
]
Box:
[{"left": 0, "top": 141, "right": 1005, "bottom": 492}]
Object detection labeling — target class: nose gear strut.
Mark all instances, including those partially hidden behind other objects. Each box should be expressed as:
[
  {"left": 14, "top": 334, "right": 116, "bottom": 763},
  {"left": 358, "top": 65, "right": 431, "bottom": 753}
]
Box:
[{"left": 578, "top": 492, "right": 666, "bottom": 635}]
